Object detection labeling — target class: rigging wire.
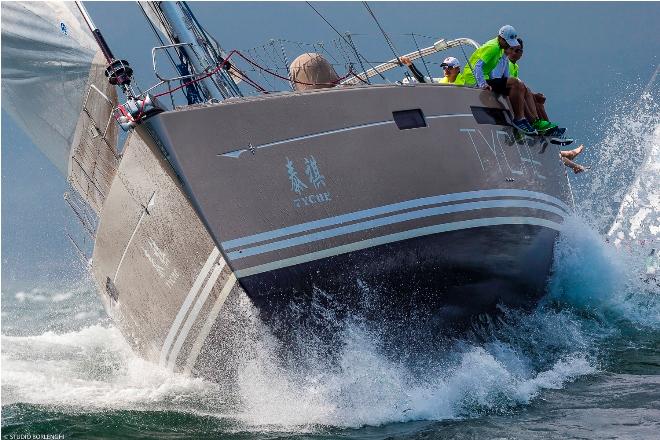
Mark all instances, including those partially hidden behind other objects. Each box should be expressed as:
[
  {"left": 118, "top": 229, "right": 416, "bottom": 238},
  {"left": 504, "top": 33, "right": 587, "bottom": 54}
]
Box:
[
  {"left": 458, "top": 42, "right": 475, "bottom": 80},
  {"left": 345, "top": 32, "right": 371, "bottom": 84},
  {"left": 275, "top": 39, "right": 292, "bottom": 80},
  {"left": 137, "top": 3, "right": 180, "bottom": 74},
  {"left": 305, "top": 1, "right": 385, "bottom": 82},
  {"left": 410, "top": 33, "right": 432, "bottom": 80},
  {"left": 362, "top": 1, "right": 402, "bottom": 66},
  {"left": 247, "top": 48, "right": 277, "bottom": 89}
]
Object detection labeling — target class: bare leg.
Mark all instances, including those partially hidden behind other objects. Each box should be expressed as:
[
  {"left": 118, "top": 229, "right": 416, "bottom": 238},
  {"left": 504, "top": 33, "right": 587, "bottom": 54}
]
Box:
[
  {"left": 560, "top": 144, "right": 585, "bottom": 160},
  {"left": 514, "top": 94, "right": 536, "bottom": 122},
  {"left": 523, "top": 86, "right": 539, "bottom": 121},
  {"left": 535, "top": 100, "right": 549, "bottom": 121},
  {"left": 561, "top": 156, "right": 585, "bottom": 173},
  {"left": 533, "top": 93, "right": 550, "bottom": 121},
  {"left": 507, "top": 78, "right": 526, "bottom": 120}
]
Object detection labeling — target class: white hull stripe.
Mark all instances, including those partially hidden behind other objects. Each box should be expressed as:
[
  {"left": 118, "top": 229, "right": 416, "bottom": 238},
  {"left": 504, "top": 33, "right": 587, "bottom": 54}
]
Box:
[
  {"left": 183, "top": 273, "right": 238, "bottom": 375},
  {"left": 222, "top": 189, "right": 570, "bottom": 250},
  {"left": 227, "top": 199, "right": 565, "bottom": 260},
  {"left": 233, "top": 216, "right": 563, "bottom": 278},
  {"left": 167, "top": 259, "right": 226, "bottom": 369},
  {"left": 221, "top": 113, "right": 474, "bottom": 158},
  {"left": 159, "top": 247, "right": 220, "bottom": 366}
]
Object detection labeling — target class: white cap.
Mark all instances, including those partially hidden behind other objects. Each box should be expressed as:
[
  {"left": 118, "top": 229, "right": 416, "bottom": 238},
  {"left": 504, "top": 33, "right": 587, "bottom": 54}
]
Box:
[
  {"left": 440, "top": 56, "right": 460, "bottom": 68},
  {"left": 498, "top": 25, "right": 520, "bottom": 47}
]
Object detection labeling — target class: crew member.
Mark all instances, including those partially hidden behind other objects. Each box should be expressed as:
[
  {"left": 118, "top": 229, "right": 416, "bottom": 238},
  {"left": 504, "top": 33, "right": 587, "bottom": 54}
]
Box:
[
  {"left": 400, "top": 56, "right": 461, "bottom": 84},
  {"left": 457, "top": 25, "right": 537, "bottom": 136},
  {"left": 507, "top": 38, "right": 557, "bottom": 134}
]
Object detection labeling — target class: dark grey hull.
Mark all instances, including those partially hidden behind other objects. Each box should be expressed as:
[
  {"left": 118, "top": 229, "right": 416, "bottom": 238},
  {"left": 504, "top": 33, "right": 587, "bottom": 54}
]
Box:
[
  {"left": 91, "top": 83, "right": 572, "bottom": 377},
  {"left": 242, "top": 223, "right": 558, "bottom": 339}
]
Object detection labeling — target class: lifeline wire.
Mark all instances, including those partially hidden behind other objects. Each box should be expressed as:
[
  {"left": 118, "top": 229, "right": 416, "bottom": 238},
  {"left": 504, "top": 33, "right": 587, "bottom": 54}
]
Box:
[{"left": 305, "top": 1, "right": 386, "bottom": 81}]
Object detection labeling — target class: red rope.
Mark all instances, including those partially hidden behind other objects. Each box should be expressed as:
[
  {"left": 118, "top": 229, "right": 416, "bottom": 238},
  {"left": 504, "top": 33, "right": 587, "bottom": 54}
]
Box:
[
  {"left": 233, "top": 50, "right": 354, "bottom": 87},
  {"left": 123, "top": 49, "right": 371, "bottom": 123},
  {"left": 153, "top": 49, "right": 238, "bottom": 99}
]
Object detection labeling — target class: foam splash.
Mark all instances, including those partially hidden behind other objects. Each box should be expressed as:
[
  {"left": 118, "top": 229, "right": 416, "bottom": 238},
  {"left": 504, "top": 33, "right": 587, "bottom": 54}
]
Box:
[
  {"left": 550, "top": 215, "right": 660, "bottom": 328},
  {"left": 3, "top": 227, "right": 658, "bottom": 431},
  {"left": 579, "top": 80, "right": 659, "bottom": 232},
  {"left": 1, "top": 325, "right": 221, "bottom": 412},
  {"left": 233, "top": 312, "right": 596, "bottom": 430},
  {"left": 2, "top": 291, "right": 599, "bottom": 431},
  {"left": 2, "top": 280, "right": 104, "bottom": 336}
]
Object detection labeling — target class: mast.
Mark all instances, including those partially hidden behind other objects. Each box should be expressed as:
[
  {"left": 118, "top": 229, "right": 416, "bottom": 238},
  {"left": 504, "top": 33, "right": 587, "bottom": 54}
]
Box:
[{"left": 153, "top": 1, "right": 242, "bottom": 101}]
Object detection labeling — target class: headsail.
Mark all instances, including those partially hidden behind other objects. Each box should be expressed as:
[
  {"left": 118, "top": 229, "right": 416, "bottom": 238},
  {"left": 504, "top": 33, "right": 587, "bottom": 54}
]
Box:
[
  {"left": 1, "top": 1, "right": 117, "bottom": 177},
  {"left": 2, "top": 1, "right": 120, "bottom": 213}
]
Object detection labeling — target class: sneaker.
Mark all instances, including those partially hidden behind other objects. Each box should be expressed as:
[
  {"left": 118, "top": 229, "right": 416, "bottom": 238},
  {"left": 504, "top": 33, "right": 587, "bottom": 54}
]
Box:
[
  {"left": 546, "top": 126, "right": 566, "bottom": 137},
  {"left": 532, "top": 119, "right": 558, "bottom": 135},
  {"left": 550, "top": 136, "right": 574, "bottom": 146},
  {"left": 513, "top": 130, "right": 525, "bottom": 143},
  {"left": 512, "top": 118, "right": 538, "bottom": 136}
]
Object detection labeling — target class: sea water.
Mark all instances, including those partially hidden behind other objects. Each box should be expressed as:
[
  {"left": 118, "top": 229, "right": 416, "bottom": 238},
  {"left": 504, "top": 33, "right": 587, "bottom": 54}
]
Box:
[{"left": 2, "top": 102, "right": 659, "bottom": 440}]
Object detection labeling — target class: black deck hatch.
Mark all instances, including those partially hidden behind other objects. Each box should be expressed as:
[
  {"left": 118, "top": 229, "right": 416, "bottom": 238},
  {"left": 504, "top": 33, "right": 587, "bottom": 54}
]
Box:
[
  {"left": 470, "top": 106, "right": 510, "bottom": 126},
  {"left": 392, "top": 109, "right": 427, "bottom": 130}
]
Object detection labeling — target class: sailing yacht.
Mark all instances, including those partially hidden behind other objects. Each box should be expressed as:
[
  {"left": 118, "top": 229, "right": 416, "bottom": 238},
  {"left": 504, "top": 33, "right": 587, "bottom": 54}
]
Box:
[{"left": 2, "top": 1, "right": 573, "bottom": 378}]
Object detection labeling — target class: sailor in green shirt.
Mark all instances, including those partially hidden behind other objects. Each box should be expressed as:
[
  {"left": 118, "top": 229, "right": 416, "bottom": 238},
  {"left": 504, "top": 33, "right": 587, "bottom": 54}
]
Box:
[
  {"left": 507, "top": 38, "right": 558, "bottom": 134},
  {"left": 457, "top": 25, "right": 538, "bottom": 135},
  {"left": 507, "top": 38, "right": 586, "bottom": 172}
]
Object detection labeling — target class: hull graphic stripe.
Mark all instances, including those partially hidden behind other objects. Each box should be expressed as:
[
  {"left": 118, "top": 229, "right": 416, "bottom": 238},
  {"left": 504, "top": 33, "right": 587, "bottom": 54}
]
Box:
[
  {"left": 220, "top": 113, "right": 474, "bottom": 158},
  {"left": 228, "top": 199, "right": 565, "bottom": 260},
  {"left": 167, "top": 259, "right": 226, "bottom": 369},
  {"left": 426, "top": 114, "right": 473, "bottom": 120},
  {"left": 222, "top": 189, "right": 570, "bottom": 250},
  {"left": 159, "top": 247, "right": 220, "bottom": 366},
  {"left": 183, "top": 273, "right": 238, "bottom": 375},
  {"left": 233, "top": 216, "right": 563, "bottom": 278}
]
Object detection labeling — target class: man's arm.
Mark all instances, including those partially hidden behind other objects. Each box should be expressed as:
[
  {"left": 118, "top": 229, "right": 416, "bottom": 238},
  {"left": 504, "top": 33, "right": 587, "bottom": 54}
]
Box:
[
  {"left": 400, "top": 56, "right": 426, "bottom": 83},
  {"left": 473, "top": 59, "right": 488, "bottom": 89}
]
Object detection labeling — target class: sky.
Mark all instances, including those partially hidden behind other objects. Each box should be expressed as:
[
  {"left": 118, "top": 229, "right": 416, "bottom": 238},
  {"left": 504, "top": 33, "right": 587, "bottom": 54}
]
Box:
[{"left": 2, "top": 1, "right": 659, "bottom": 288}]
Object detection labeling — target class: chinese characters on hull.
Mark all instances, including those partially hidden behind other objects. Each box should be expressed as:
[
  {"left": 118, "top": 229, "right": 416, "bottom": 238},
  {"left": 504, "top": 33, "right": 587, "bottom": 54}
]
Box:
[{"left": 286, "top": 155, "right": 331, "bottom": 208}]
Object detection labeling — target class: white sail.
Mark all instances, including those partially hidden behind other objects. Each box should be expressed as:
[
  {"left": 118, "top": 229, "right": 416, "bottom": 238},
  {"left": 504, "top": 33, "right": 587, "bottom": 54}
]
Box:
[
  {"left": 2, "top": 1, "right": 120, "bottom": 213},
  {"left": 1, "top": 1, "right": 110, "bottom": 175}
]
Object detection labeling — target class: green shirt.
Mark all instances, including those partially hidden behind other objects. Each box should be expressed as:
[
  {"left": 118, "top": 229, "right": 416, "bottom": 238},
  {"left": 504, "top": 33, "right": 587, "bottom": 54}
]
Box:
[
  {"left": 455, "top": 37, "right": 504, "bottom": 86},
  {"left": 509, "top": 61, "right": 519, "bottom": 78}
]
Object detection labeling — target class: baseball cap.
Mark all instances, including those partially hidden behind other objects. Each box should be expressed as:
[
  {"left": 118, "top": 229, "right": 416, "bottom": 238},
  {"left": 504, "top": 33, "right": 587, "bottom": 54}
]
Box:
[
  {"left": 440, "top": 56, "right": 460, "bottom": 68},
  {"left": 498, "top": 25, "right": 520, "bottom": 47}
]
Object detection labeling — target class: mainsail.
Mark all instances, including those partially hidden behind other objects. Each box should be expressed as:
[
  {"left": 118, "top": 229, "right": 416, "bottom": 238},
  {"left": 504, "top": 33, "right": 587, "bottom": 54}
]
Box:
[{"left": 1, "top": 1, "right": 119, "bottom": 212}]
